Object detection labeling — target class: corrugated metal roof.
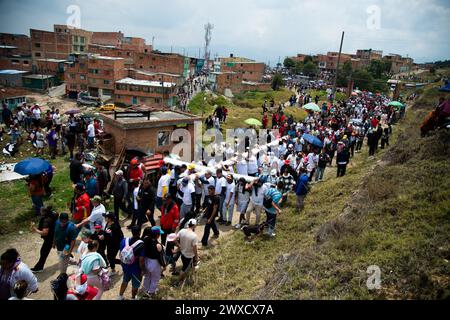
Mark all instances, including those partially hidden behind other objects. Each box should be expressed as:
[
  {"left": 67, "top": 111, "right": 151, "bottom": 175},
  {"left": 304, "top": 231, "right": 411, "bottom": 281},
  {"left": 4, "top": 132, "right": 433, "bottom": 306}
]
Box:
[{"left": 0, "top": 69, "right": 28, "bottom": 75}]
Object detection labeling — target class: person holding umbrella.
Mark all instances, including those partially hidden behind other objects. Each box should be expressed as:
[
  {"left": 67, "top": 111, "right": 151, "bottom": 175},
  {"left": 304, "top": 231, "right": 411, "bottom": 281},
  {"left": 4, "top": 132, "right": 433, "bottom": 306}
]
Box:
[{"left": 15, "top": 158, "right": 51, "bottom": 215}]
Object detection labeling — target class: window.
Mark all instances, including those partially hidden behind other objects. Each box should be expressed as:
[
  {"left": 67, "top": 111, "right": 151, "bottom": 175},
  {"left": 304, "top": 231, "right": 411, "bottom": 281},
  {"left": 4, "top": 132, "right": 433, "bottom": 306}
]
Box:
[
  {"left": 80, "top": 75, "right": 86, "bottom": 80},
  {"left": 79, "top": 63, "right": 85, "bottom": 69},
  {"left": 140, "top": 97, "right": 147, "bottom": 103},
  {"left": 70, "top": 74, "right": 76, "bottom": 79},
  {"left": 23, "top": 60, "right": 29, "bottom": 65},
  {"left": 157, "top": 131, "right": 171, "bottom": 147},
  {"left": 89, "top": 69, "right": 99, "bottom": 74},
  {"left": 73, "top": 46, "right": 78, "bottom": 52},
  {"left": 73, "top": 36, "right": 79, "bottom": 42},
  {"left": 35, "top": 43, "right": 41, "bottom": 48},
  {"left": 12, "top": 59, "right": 19, "bottom": 64},
  {"left": 104, "top": 80, "right": 110, "bottom": 85},
  {"left": 80, "top": 85, "right": 87, "bottom": 90},
  {"left": 80, "top": 46, "right": 84, "bottom": 52},
  {"left": 35, "top": 52, "right": 41, "bottom": 57},
  {"left": 103, "top": 89, "right": 112, "bottom": 96},
  {"left": 80, "top": 37, "right": 85, "bottom": 44}
]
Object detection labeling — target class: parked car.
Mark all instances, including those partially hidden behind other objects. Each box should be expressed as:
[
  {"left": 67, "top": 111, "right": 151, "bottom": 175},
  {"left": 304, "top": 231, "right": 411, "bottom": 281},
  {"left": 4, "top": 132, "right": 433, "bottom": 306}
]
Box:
[
  {"left": 77, "top": 94, "right": 102, "bottom": 107},
  {"left": 99, "top": 104, "right": 116, "bottom": 111}
]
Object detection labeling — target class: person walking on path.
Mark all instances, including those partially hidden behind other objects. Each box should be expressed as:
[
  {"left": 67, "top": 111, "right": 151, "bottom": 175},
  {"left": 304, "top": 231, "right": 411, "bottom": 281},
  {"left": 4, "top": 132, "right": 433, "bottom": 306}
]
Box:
[
  {"left": 140, "top": 227, "right": 166, "bottom": 299},
  {"left": 30, "top": 206, "right": 58, "bottom": 273},
  {"left": 118, "top": 226, "right": 144, "bottom": 300},
  {"left": 177, "top": 219, "right": 198, "bottom": 283},
  {"left": 201, "top": 186, "right": 220, "bottom": 247},
  {"left": 159, "top": 194, "right": 180, "bottom": 245},
  {"left": 53, "top": 213, "right": 77, "bottom": 274}
]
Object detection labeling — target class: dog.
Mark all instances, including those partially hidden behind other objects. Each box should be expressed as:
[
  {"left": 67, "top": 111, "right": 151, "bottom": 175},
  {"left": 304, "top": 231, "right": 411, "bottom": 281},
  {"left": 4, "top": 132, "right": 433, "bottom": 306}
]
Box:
[{"left": 241, "top": 223, "right": 267, "bottom": 241}]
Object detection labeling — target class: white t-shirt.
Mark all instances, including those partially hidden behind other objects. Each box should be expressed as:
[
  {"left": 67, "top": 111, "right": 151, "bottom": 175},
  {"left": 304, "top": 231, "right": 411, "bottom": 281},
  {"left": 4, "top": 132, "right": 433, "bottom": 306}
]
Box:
[
  {"left": 181, "top": 183, "right": 195, "bottom": 206},
  {"left": 87, "top": 124, "right": 95, "bottom": 138},
  {"left": 251, "top": 183, "right": 269, "bottom": 206},
  {"left": 225, "top": 181, "right": 235, "bottom": 204},
  {"left": 236, "top": 159, "right": 248, "bottom": 176},
  {"left": 32, "top": 108, "right": 41, "bottom": 120},
  {"left": 157, "top": 174, "right": 171, "bottom": 198},
  {"left": 247, "top": 156, "right": 258, "bottom": 175},
  {"left": 17, "top": 110, "right": 25, "bottom": 122},
  {"left": 202, "top": 175, "right": 215, "bottom": 196},
  {"left": 89, "top": 204, "right": 106, "bottom": 230},
  {"left": 178, "top": 228, "right": 198, "bottom": 259},
  {"left": 52, "top": 113, "right": 61, "bottom": 125},
  {"left": 307, "top": 153, "right": 319, "bottom": 172},
  {"left": 215, "top": 176, "right": 226, "bottom": 195}
]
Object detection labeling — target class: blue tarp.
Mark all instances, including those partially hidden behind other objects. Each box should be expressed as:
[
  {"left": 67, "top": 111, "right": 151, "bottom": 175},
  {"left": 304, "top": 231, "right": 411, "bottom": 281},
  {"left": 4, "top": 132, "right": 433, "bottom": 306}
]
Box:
[{"left": 440, "top": 81, "right": 450, "bottom": 92}]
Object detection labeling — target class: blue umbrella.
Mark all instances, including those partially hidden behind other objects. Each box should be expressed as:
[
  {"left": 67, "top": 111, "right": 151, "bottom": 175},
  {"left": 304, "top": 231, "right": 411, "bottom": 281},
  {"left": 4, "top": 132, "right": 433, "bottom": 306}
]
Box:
[
  {"left": 302, "top": 134, "right": 324, "bottom": 148},
  {"left": 14, "top": 158, "right": 51, "bottom": 176}
]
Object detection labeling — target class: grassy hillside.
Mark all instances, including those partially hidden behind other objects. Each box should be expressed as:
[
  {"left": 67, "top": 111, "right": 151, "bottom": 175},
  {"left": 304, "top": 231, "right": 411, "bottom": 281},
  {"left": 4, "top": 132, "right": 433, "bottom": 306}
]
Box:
[
  {"left": 164, "top": 86, "right": 450, "bottom": 300},
  {"left": 188, "top": 89, "right": 308, "bottom": 131}
]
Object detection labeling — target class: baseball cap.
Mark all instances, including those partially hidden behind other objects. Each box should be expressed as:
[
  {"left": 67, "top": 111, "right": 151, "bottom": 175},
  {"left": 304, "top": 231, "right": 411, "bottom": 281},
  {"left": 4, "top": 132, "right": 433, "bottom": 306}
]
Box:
[
  {"left": 167, "top": 233, "right": 177, "bottom": 242},
  {"left": 151, "top": 226, "right": 164, "bottom": 235},
  {"left": 188, "top": 164, "right": 196, "bottom": 170},
  {"left": 115, "top": 170, "right": 124, "bottom": 176},
  {"left": 92, "top": 195, "right": 102, "bottom": 203},
  {"left": 105, "top": 212, "right": 116, "bottom": 220},
  {"left": 271, "top": 169, "right": 277, "bottom": 176},
  {"left": 182, "top": 177, "right": 190, "bottom": 186},
  {"left": 188, "top": 219, "right": 197, "bottom": 227}
]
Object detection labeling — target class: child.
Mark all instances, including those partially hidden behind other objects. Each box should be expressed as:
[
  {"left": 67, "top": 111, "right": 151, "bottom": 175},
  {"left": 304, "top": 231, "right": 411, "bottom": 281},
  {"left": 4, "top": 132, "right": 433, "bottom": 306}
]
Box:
[
  {"left": 9, "top": 280, "right": 33, "bottom": 300},
  {"left": 165, "top": 233, "right": 180, "bottom": 275},
  {"left": 35, "top": 129, "right": 45, "bottom": 156}
]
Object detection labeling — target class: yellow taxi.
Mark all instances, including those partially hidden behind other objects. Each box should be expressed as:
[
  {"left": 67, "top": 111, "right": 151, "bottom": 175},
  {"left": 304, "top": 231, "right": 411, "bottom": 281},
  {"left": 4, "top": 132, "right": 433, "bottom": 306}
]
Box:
[{"left": 99, "top": 104, "right": 116, "bottom": 111}]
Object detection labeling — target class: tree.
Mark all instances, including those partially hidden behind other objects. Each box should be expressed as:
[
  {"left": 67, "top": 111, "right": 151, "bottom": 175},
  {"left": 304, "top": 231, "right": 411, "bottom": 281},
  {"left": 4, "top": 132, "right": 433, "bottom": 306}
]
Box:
[
  {"left": 304, "top": 55, "right": 314, "bottom": 64},
  {"left": 283, "top": 57, "right": 295, "bottom": 70},
  {"left": 272, "top": 73, "right": 284, "bottom": 91},
  {"left": 352, "top": 69, "right": 374, "bottom": 92},
  {"left": 337, "top": 61, "right": 352, "bottom": 87},
  {"left": 430, "top": 67, "right": 436, "bottom": 74},
  {"left": 293, "top": 61, "right": 303, "bottom": 75},
  {"left": 302, "top": 61, "right": 318, "bottom": 77},
  {"left": 368, "top": 60, "right": 385, "bottom": 79}
]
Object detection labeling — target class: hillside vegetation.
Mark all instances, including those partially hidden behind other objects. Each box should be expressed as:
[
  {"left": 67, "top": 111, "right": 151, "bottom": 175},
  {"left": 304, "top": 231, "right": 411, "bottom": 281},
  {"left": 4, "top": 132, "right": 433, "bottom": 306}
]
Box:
[{"left": 166, "top": 85, "right": 450, "bottom": 300}]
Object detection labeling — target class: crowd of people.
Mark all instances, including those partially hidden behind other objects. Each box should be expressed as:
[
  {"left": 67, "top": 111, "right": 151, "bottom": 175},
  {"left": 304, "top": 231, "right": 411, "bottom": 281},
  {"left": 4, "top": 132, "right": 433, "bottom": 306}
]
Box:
[
  {"left": 176, "top": 75, "right": 208, "bottom": 112},
  {"left": 0, "top": 84, "right": 405, "bottom": 300}
]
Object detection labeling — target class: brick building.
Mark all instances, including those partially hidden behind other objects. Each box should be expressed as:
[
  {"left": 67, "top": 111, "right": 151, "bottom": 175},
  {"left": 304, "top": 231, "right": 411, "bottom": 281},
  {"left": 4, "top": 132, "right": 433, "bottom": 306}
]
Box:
[
  {"left": 356, "top": 49, "right": 383, "bottom": 67},
  {"left": 87, "top": 55, "right": 126, "bottom": 99},
  {"left": 219, "top": 56, "right": 266, "bottom": 82},
  {"left": 0, "top": 33, "right": 31, "bottom": 56},
  {"left": 114, "top": 77, "right": 177, "bottom": 107},
  {"left": 383, "top": 54, "right": 414, "bottom": 74},
  {"left": 65, "top": 54, "right": 126, "bottom": 99},
  {"left": 30, "top": 25, "right": 92, "bottom": 66},
  {"left": 101, "top": 111, "right": 202, "bottom": 158}
]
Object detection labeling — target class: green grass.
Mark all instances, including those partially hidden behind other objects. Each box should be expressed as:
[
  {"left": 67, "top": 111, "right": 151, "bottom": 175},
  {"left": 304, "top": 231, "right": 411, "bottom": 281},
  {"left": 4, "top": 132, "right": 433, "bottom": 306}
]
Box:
[
  {"left": 0, "top": 152, "right": 74, "bottom": 235},
  {"left": 161, "top": 85, "right": 450, "bottom": 300}
]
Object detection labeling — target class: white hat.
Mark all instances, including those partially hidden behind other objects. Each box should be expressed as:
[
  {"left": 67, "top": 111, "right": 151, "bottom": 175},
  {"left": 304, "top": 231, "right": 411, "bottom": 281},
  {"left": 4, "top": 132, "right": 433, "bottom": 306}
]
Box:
[
  {"left": 115, "top": 170, "right": 124, "bottom": 176},
  {"left": 188, "top": 219, "right": 197, "bottom": 227},
  {"left": 271, "top": 169, "right": 277, "bottom": 176}
]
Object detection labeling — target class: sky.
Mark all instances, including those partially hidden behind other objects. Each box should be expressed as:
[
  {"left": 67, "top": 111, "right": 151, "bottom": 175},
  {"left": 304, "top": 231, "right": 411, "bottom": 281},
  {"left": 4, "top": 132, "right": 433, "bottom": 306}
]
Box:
[{"left": 0, "top": 0, "right": 449, "bottom": 65}]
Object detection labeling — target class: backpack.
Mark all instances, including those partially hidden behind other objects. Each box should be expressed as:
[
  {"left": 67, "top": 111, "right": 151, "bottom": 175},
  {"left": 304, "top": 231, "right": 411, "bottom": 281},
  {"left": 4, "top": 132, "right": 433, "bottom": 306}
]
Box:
[{"left": 120, "top": 238, "right": 144, "bottom": 265}]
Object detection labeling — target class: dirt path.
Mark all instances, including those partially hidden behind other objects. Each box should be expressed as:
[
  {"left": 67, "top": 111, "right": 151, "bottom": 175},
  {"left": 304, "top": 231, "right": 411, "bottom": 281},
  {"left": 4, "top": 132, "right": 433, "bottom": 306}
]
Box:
[{"left": 0, "top": 207, "right": 242, "bottom": 300}]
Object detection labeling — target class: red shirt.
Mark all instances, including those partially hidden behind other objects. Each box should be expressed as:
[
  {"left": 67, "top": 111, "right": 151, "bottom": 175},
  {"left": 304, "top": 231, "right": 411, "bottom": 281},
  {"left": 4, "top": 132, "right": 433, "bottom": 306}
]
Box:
[
  {"left": 74, "top": 193, "right": 91, "bottom": 221},
  {"left": 129, "top": 167, "right": 143, "bottom": 182},
  {"left": 67, "top": 286, "right": 98, "bottom": 300},
  {"left": 160, "top": 203, "right": 180, "bottom": 231},
  {"left": 371, "top": 118, "right": 379, "bottom": 128}
]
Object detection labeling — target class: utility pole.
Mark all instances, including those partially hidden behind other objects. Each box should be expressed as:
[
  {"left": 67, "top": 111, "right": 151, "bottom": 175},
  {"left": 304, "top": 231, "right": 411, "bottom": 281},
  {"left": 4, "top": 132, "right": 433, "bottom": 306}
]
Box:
[{"left": 331, "top": 31, "right": 345, "bottom": 105}]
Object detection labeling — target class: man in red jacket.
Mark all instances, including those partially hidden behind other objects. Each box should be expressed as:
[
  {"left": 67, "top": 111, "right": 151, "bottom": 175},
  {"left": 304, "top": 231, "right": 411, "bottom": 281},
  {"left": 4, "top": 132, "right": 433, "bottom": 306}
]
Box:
[
  {"left": 72, "top": 183, "right": 91, "bottom": 228},
  {"left": 159, "top": 194, "right": 180, "bottom": 245}
]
